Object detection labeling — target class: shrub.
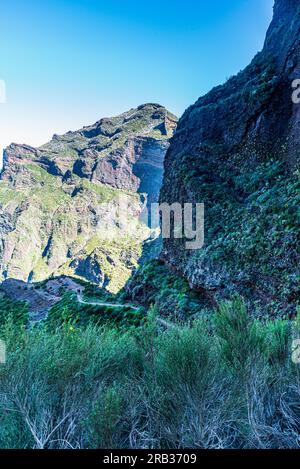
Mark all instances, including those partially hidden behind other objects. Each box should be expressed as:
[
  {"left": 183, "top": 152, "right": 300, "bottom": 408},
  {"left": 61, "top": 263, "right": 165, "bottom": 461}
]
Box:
[{"left": 0, "top": 298, "right": 299, "bottom": 449}]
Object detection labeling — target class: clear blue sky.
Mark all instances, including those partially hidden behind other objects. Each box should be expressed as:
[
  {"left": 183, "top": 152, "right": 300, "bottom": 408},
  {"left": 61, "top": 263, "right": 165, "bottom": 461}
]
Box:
[{"left": 0, "top": 0, "right": 274, "bottom": 158}]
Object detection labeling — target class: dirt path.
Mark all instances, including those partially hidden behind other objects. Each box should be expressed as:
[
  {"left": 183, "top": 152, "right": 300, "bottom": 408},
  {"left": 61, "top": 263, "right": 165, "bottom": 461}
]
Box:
[
  {"left": 156, "top": 317, "right": 177, "bottom": 330},
  {"left": 77, "top": 293, "right": 176, "bottom": 329},
  {"left": 76, "top": 293, "right": 139, "bottom": 310},
  {"left": 1, "top": 276, "right": 175, "bottom": 329}
]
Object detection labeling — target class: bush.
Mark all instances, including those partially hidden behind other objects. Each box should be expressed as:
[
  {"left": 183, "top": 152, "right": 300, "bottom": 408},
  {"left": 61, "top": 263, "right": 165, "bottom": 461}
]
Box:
[
  {"left": 45, "top": 293, "right": 145, "bottom": 330},
  {"left": 0, "top": 298, "right": 299, "bottom": 449},
  {"left": 0, "top": 294, "right": 29, "bottom": 328}
]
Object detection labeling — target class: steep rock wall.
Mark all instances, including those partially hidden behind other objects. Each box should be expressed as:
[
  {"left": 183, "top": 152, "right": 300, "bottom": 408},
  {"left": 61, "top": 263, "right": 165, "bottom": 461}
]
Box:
[{"left": 160, "top": 0, "right": 300, "bottom": 316}]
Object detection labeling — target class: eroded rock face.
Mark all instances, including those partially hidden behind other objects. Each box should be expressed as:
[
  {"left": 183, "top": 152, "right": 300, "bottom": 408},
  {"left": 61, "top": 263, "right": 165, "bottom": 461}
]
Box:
[
  {"left": 2, "top": 104, "right": 176, "bottom": 189},
  {"left": 0, "top": 104, "right": 177, "bottom": 292},
  {"left": 91, "top": 136, "right": 169, "bottom": 203},
  {"left": 160, "top": 0, "right": 300, "bottom": 315}
]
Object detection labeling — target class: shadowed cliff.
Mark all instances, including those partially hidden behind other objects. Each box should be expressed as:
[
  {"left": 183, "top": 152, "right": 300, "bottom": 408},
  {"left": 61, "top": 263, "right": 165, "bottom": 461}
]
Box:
[{"left": 160, "top": 0, "right": 300, "bottom": 317}]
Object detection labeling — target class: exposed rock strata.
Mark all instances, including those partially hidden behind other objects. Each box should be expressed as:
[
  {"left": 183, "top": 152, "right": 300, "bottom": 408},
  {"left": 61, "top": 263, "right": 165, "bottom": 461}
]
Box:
[{"left": 0, "top": 104, "right": 177, "bottom": 292}]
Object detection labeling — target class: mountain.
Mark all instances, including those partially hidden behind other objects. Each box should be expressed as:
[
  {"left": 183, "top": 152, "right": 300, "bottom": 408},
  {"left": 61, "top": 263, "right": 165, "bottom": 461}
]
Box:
[
  {"left": 0, "top": 104, "right": 177, "bottom": 292},
  {"left": 160, "top": 0, "right": 300, "bottom": 317}
]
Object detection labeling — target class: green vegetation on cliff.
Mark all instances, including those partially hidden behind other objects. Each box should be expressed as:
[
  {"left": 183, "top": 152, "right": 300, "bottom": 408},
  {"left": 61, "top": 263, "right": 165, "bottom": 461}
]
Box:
[
  {"left": 126, "top": 259, "right": 209, "bottom": 320},
  {"left": 179, "top": 157, "right": 300, "bottom": 317},
  {"left": 160, "top": 0, "right": 300, "bottom": 318}
]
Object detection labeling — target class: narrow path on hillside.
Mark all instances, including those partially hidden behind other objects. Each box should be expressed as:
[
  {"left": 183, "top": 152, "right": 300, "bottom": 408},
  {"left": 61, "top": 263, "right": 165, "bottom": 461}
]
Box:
[
  {"left": 76, "top": 293, "right": 139, "bottom": 310},
  {"left": 76, "top": 293, "right": 176, "bottom": 329}
]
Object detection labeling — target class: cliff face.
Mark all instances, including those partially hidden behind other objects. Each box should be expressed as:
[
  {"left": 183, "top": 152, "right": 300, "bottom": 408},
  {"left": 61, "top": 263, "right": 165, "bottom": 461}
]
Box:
[
  {"left": 0, "top": 104, "right": 177, "bottom": 292},
  {"left": 160, "top": 0, "right": 300, "bottom": 316},
  {"left": 2, "top": 104, "right": 176, "bottom": 195}
]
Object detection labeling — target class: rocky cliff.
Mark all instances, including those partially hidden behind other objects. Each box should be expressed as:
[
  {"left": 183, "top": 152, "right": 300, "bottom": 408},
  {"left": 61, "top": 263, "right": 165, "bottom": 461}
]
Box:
[
  {"left": 0, "top": 104, "right": 177, "bottom": 292},
  {"left": 160, "top": 0, "right": 300, "bottom": 316}
]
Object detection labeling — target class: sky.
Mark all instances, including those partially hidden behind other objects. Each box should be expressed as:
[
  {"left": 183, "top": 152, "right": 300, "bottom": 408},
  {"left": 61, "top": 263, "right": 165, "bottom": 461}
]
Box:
[{"left": 0, "top": 0, "right": 274, "bottom": 162}]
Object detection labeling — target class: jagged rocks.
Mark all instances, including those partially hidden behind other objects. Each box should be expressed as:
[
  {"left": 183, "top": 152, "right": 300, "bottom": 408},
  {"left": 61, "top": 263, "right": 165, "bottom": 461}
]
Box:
[{"left": 0, "top": 104, "right": 177, "bottom": 292}]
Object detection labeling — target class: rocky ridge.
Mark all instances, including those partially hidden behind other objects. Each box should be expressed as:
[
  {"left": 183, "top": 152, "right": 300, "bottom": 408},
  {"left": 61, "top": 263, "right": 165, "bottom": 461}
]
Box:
[{"left": 0, "top": 104, "right": 177, "bottom": 292}]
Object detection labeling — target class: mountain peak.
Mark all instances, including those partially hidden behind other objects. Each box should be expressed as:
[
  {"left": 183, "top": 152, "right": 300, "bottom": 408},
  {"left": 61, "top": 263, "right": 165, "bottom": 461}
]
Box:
[
  {"left": 1, "top": 104, "right": 177, "bottom": 184},
  {"left": 0, "top": 105, "right": 177, "bottom": 288}
]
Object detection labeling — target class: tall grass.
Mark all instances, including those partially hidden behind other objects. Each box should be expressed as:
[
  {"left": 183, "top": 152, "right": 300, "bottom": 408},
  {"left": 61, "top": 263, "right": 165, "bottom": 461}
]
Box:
[{"left": 0, "top": 298, "right": 299, "bottom": 449}]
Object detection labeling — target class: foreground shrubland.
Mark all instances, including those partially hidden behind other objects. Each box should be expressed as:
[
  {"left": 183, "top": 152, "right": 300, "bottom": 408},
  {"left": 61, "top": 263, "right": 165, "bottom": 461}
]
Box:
[{"left": 0, "top": 297, "right": 299, "bottom": 449}]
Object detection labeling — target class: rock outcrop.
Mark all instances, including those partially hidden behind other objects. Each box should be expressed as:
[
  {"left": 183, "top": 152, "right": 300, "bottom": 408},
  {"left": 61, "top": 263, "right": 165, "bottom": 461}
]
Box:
[
  {"left": 160, "top": 0, "right": 300, "bottom": 316},
  {"left": 0, "top": 104, "right": 177, "bottom": 292}
]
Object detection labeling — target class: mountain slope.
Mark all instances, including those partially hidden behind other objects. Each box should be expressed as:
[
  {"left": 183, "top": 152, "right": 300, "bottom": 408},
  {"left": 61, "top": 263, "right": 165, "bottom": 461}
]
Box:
[
  {"left": 160, "top": 0, "right": 300, "bottom": 316},
  {"left": 0, "top": 104, "right": 177, "bottom": 292}
]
